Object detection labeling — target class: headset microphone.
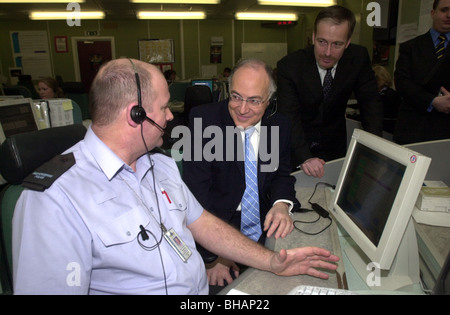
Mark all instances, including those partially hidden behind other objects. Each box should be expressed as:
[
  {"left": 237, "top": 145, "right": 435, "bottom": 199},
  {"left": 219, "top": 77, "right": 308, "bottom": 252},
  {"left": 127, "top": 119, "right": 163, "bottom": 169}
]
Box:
[{"left": 144, "top": 116, "right": 167, "bottom": 134}]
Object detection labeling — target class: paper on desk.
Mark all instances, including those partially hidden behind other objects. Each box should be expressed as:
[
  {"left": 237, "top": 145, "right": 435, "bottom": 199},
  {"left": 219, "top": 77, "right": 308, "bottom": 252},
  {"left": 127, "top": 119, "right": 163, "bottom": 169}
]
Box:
[{"left": 48, "top": 99, "right": 74, "bottom": 127}]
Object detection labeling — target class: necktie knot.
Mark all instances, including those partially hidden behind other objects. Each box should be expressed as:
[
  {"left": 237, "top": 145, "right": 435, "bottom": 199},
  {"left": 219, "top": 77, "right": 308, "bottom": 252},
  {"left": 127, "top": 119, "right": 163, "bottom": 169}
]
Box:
[{"left": 245, "top": 127, "right": 255, "bottom": 138}]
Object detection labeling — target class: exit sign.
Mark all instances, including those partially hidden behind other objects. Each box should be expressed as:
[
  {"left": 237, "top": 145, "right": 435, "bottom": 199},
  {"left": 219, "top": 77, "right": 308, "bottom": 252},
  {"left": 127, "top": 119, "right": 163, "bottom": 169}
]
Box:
[{"left": 85, "top": 30, "right": 99, "bottom": 36}]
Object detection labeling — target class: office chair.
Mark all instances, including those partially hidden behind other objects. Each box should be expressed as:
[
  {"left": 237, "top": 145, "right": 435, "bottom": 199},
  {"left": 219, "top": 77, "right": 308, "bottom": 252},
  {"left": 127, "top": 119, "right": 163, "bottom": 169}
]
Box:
[
  {"left": 17, "top": 75, "right": 40, "bottom": 100},
  {"left": 70, "top": 100, "right": 83, "bottom": 125},
  {"left": 0, "top": 124, "right": 87, "bottom": 294},
  {"left": 2, "top": 86, "right": 33, "bottom": 99},
  {"left": 183, "top": 85, "right": 213, "bottom": 125},
  {"left": 62, "top": 82, "right": 90, "bottom": 120}
]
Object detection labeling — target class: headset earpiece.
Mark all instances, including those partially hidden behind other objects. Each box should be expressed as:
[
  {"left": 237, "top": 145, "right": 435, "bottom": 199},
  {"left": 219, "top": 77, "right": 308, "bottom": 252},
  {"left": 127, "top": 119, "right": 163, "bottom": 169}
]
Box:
[
  {"left": 128, "top": 58, "right": 166, "bottom": 134},
  {"left": 131, "top": 105, "right": 147, "bottom": 124}
]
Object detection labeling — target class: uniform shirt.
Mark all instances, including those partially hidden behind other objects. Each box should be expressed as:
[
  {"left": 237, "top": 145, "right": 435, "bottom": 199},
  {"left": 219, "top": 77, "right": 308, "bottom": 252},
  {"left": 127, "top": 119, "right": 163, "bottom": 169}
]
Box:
[{"left": 13, "top": 127, "right": 208, "bottom": 295}]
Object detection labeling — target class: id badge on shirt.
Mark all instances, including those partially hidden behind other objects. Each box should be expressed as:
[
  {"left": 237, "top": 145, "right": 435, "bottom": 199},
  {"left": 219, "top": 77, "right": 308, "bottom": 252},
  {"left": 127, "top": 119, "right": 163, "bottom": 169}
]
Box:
[{"left": 164, "top": 227, "right": 192, "bottom": 263}]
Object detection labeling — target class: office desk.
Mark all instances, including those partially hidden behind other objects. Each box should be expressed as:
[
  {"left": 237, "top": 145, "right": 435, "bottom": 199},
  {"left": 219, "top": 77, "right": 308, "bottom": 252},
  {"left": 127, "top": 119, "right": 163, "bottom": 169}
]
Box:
[
  {"left": 220, "top": 187, "right": 344, "bottom": 295},
  {"left": 220, "top": 139, "right": 450, "bottom": 295}
]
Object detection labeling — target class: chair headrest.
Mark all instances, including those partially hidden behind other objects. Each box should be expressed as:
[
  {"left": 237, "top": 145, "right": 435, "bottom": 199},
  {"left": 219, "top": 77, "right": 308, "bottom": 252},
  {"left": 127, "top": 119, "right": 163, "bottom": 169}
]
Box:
[{"left": 0, "top": 124, "right": 87, "bottom": 185}]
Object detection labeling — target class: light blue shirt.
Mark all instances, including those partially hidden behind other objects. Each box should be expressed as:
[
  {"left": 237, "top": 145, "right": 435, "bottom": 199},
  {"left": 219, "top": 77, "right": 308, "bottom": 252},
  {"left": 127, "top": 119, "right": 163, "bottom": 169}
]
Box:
[
  {"left": 430, "top": 28, "right": 449, "bottom": 49},
  {"left": 13, "top": 127, "right": 208, "bottom": 295}
]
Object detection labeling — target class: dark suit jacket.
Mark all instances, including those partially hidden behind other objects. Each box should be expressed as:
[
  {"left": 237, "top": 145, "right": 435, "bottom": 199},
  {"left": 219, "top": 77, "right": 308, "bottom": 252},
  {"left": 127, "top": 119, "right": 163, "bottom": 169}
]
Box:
[
  {"left": 394, "top": 31, "right": 450, "bottom": 144},
  {"left": 277, "top": 44, "right": 383, "bottom": 169},
  {"left": 182, "top": 100, "right": 299, "bottom": 260}
]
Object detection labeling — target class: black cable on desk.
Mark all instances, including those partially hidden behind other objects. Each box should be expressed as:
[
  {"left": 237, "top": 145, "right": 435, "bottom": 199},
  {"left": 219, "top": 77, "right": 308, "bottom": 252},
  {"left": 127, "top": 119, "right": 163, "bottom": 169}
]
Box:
[{"left": 293, "top": 182, "right": 335, "bottom": 235}]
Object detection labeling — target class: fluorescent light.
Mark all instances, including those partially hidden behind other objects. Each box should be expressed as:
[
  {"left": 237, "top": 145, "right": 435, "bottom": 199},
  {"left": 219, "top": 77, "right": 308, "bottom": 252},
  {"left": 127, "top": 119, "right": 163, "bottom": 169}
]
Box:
[
  {"left": 235, "top": 12, "right": 298, "bottom": 21},
  {"left": 131, "top": 0, "right": 219, "bottom": 3},
  {"left": 0, "top": 0, "right": 84, "bottom": 2},
  {"left": 258, "top": 0, "right": 336, "bottom": 6},
  {"left": 137, "top": 11, "right": 206, "bottom": 20},
  {"left": 29, "top": 11, "right": 105, "bottom": 20}
]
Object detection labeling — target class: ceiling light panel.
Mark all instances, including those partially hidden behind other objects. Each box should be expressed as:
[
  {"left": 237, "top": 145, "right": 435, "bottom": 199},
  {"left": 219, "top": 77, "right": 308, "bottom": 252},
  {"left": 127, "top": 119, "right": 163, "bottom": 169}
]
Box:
[
  {"left": 235, "top": 12, "right": 298, "bottom": 21},
  {"left": 0, "top": 0, "right": 84, "bottom": 3},
  {"left": 258, "top": 0, "right": 336, "bottom": 6},
  {"left": 137, "top": 11, "right": 207, "bottom": 20},
  {"left": 29, "top": 11, "right": 105, "bottom": 20},
  {"left": 131, "top": 0, "right": 220, "bottom": 4}
]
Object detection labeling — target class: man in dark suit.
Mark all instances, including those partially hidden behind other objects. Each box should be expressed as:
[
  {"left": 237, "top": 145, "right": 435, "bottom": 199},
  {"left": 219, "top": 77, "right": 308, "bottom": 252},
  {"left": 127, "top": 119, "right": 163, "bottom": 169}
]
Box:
[
  {"left": 394, "top": 0, "right": 450, "bottom": 145},
  {"left": 277, "top": 5, "right": 383, "bottom": 177},
  {"left": 183, "top": 59, "right": 299, "bottom": 290}
]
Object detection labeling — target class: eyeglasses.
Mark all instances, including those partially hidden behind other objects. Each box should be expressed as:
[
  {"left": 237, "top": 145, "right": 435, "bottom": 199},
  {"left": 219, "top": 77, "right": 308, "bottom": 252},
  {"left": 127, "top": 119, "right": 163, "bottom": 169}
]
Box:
[{"left": 230, "top": 93, "right": 269, "bottom": 107}]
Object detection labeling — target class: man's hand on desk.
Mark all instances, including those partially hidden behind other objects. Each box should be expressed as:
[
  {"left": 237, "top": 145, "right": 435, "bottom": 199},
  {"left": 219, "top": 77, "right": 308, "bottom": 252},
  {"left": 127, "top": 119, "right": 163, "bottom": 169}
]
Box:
[
  {"left": 206, "top": 257, "right": 240, "bottom": 286},
  {"left": 300, "top": 158, "right": 326, "bottom": 178},
  {"left": 264, "top": 202, "right": 294, "bottom": 239},
  {"left": 270, "top": 247, "right": 340, "bottom": 280}
]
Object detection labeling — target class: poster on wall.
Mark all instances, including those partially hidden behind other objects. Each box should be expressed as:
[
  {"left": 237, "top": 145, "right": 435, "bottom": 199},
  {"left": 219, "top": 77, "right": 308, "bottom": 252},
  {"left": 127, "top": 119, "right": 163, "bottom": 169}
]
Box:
[
  {"left": 10, "top": 31, "right": 53, "bottom": 79},
  {"left": 138, "top": 39, "right": 175, "bottom": 64}
]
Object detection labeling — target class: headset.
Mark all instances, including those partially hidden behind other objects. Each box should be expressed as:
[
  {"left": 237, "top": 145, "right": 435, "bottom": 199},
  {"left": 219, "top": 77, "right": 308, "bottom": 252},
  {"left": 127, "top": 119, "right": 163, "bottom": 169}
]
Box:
[
  {"left": 128, "top": 58, "right": 166, "bottom": 134},
  {"left": 128, "top": 58, "right": 169, "bottom": 294}
]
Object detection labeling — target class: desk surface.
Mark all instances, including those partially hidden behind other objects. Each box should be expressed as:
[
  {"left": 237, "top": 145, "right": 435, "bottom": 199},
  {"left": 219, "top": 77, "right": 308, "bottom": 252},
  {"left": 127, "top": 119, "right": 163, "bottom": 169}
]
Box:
[
  {"left": 220, "top": 184, "right": 450, "bottom": 295},
  {"left": 220, "top": 187, "right": 344, "bottom": 295}
]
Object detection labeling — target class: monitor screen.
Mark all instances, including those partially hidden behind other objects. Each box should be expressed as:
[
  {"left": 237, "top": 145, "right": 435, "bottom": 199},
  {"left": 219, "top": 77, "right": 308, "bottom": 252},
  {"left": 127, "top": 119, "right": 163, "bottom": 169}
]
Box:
[
  {"left": 331, "top": 129, "right": 431, "bottom": 271},
  {"left": 0, "top": 98, "right": 37, "bottom": 138},
  {"left": 192, "top": 79, "right": 213, "bottom": 92},
  {"left": 336, "top": 143, "right": 406, "bottom": 247},
  {"left": 331, "top": 130, "right": 431, "bottom": 291}
]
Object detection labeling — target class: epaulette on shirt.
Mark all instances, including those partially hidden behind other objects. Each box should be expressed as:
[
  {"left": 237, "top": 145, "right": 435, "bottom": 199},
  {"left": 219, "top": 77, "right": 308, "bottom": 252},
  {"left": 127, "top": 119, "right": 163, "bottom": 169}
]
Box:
[{"left": 22, "top": 153, "right": 76, "bottom": 192}]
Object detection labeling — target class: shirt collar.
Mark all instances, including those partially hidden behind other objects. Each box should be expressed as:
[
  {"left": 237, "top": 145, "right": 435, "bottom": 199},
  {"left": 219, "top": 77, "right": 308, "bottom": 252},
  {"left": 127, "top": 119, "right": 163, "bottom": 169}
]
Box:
[
  {"left": 237, "top": 121, "right": 261, "bottom": 135},
  {"left": 316, "top": 62, "right": 338, "bottom": 73},
  {"left": 85, "top": 127, "right": 127, "bottom": 181},
  {"left": 430, "top": 28, "right": 450, "bottom": 45}
]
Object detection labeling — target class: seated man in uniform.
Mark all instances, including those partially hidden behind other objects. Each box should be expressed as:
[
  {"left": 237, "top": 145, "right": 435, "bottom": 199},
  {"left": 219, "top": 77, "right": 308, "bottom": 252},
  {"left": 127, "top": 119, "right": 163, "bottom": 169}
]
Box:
[{"left": 12, "top": 58, "right": 339, "bottom": 295}]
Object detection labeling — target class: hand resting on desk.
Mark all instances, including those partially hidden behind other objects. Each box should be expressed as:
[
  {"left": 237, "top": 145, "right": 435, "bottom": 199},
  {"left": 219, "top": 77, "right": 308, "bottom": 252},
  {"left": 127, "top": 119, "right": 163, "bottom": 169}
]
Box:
[
  {"left": 191, "top": 210, "right": 340, "bottom": 285},
  {"left": 300, "top": 158, "right": 326, "bottom": 178}
]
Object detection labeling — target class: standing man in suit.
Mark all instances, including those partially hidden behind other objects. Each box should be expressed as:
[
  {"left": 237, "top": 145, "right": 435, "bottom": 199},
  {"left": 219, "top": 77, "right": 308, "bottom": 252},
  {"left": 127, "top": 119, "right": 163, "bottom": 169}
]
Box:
[
  {"left": 183, "top": 59, "right": 299, "bottom": 291},
  {"left": 394, "top": 0, "right": 450, "bottom": 145},
  {"left": 277, "top": 5, "right": 383, "bottom": 178}
]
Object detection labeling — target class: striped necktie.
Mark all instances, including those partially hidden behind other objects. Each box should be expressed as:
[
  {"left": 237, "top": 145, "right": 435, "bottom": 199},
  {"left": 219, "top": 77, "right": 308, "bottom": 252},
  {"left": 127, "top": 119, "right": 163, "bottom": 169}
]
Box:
[
  {"left": 240, "top": 127, "right": 262, "bottom": 242},
  {"left": 436, "top": 34, "right": 447, "bottom": 60},
  {"left": 323, "top": 68, "right": 333, "bottom": 100}
]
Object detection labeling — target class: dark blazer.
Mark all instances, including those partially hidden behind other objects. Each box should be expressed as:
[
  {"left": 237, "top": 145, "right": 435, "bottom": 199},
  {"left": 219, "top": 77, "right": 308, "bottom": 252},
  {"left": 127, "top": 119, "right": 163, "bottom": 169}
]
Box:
[
  {"left": 182, "top": 100, "right": 299, "bottom": 248},
  {"left": 277, "top": 44, "right": 383, "bottom": 169},
  {"left": 394, "top": 31, "right": 450, "bottom": 144}
]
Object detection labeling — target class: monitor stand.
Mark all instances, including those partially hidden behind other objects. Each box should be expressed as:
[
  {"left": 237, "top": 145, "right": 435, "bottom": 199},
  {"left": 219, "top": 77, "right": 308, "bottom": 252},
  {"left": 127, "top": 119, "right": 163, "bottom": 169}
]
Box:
[{"left": 343, "top": 218, "right": 421, "bottom": 292}]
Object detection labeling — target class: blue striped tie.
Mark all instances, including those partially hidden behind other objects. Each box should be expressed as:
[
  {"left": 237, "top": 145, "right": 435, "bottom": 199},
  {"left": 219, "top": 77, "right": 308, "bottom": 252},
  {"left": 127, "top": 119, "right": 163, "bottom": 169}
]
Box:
[{"left": 241, "top": 127, "right": 262, "bottom": 242}]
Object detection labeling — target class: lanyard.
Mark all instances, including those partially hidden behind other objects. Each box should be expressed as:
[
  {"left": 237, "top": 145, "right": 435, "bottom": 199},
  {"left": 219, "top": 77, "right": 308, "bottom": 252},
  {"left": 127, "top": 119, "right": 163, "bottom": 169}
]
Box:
[{"left": 118, "top": 173, "right": 168, "bottom": 233}]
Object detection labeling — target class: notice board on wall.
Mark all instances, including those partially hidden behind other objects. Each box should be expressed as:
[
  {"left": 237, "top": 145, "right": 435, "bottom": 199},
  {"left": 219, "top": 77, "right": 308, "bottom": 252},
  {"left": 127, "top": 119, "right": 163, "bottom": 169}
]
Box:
[
  {"left": 10, "top": 30, "right": 53, "bottom": 79},
  {"left": 241, "top": 43, "right": 288, "bottom": 69},
  {"left": 138, "top": 39, "right": 175, "bottom": 64}
]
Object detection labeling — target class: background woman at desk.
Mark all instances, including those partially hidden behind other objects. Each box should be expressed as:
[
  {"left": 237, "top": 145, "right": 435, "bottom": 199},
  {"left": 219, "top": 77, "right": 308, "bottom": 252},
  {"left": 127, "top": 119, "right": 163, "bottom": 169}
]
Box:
[{"left": 38, "top": 77, "right": 64, "bottom": 99}]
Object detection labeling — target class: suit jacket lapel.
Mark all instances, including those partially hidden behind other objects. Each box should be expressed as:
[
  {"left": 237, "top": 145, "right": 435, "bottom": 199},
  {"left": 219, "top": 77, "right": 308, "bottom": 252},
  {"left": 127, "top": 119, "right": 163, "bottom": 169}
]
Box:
[
  {"left": 220, "top": 102, "right": 245, "bottom": 179},
  {"left": 257, "top": 112, "right": 274, "bottom": 188},
  {"left": 303, "top": 49, "right": 323, "bottom": 103}
]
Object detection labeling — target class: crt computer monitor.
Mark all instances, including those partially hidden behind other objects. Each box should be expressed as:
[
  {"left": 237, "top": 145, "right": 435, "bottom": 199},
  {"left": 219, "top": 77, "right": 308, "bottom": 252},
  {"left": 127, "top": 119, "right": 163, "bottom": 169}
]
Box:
[
  {"left": 331, "top": 129, "right": 431, "bottom": 292},
  {"left": 191, "top": 79, "right": 213, "bottom": 92},
  {"left": 0, "top": 98, "right": 38, "bottom": 138}
]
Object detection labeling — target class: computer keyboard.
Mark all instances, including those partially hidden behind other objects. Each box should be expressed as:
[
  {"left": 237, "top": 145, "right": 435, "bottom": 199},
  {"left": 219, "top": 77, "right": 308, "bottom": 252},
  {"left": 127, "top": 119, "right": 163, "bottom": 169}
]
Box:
[{"left": 288, "top": 285, "right": 357, "bottom": 295}]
